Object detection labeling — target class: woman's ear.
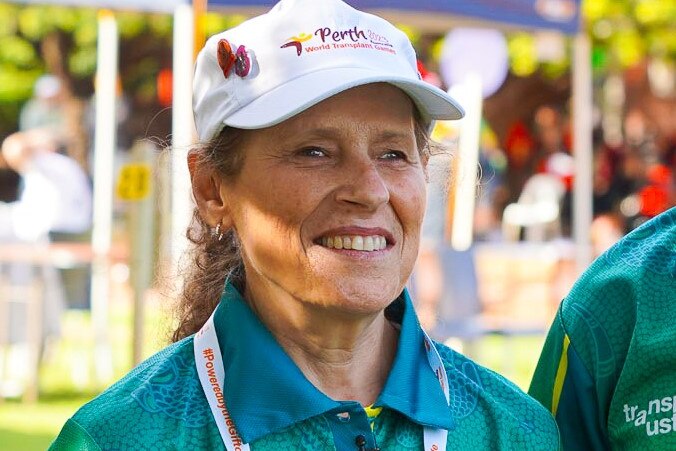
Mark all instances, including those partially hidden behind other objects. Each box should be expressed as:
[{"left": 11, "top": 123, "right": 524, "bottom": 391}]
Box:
[{"left": 188, "top": 150, "right": 232, "bottom": 229}]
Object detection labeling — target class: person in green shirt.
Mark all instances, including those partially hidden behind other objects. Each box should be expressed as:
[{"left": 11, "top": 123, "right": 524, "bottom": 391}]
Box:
[
  {"left": 51, "top": 0, "right": 559, "bottom": 449},
  {"left": 530, "top": 207, "right": 676, "bottom": 449}
]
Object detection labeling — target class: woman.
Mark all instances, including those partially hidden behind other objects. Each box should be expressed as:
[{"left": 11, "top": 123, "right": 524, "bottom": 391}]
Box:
[{"left": 51, "top": 0, "right": 559, "bottom": 449}]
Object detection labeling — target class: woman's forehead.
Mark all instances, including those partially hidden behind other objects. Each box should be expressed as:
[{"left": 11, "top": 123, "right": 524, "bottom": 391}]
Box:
[
  {"left": 262, "top": 84, "right": 416, "bottom": 135},
  {"left": 308, "top": 83, "right": 415, "bottom": 112}
]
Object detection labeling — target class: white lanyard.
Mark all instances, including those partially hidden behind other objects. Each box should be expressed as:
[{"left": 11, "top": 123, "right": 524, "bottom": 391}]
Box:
[
  {"left": 194, "top": 308, "right": 449, "bottom": 451},
  {"left": 421, "top": 329, "right": 449, "bottom": 451}
]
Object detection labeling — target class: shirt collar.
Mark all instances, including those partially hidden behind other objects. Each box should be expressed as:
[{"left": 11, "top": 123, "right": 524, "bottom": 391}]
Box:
[
  {"left": 376, "top": 288, "right": 453, "bottom": 429},
  {"left": 213, "top": 283, "right": 452, "bottom": 444}
]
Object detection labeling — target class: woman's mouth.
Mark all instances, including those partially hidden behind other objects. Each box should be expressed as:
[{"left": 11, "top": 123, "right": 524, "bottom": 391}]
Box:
[{"left": 319, "top": 235, "right": 388, "bottom": 251}]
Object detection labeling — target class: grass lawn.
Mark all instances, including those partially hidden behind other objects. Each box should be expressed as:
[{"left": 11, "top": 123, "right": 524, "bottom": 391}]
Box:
[
  {"left": 0, "top": 293, "right": 172, "bottom": 450},
  {"left": 0, "top": 393, "right": 95, "bottom": 450}
]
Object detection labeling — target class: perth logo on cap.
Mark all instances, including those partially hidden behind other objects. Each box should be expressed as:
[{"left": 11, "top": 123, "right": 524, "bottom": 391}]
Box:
[{"left": 280, "top": 26, "right": 396, "bottom": 56}]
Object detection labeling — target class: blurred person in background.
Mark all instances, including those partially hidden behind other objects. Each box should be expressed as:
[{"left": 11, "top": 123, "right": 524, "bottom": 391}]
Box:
[
  {"left": 0, "top": 126, "right": 92, "bottom": 394},
  {"left": 529, "top": 206, "right": 676, "bottom": 449},
  {"left": 15, "top": 74, "right": 93, "bottom": 310},
  {"left": 532, "top": 105, "right": 574, "bottom": 238},
  {"left": 0, "top": 129, "right": 91, "bottom": 239},
  {"left": 591, "top": 127, "right": 628, "bottom": 258},
  {"left": 500, "top": 106, "right": 573, "bottom": 244},
  {"left": 50, "top": 0, "right": 559, "bottom": 449},
  {"left": 612, "top": 108, "right": 674, "bottom": 232},
  {"left": 18, "top": 74, "right": 67, "bottom": 133}
]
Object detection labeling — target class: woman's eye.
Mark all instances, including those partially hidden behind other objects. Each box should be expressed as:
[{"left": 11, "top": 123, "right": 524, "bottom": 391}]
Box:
[
  {"left": 298, "top": 147, "right": 327, "bottom": 157},
  {"left": 380, "top": 150, "right": 408, "bottom": 161}
]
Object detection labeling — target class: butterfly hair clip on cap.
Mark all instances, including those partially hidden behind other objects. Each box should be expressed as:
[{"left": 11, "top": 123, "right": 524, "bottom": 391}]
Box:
[{"left": 217, "top": 39, "right": 251, "bottom": 78}]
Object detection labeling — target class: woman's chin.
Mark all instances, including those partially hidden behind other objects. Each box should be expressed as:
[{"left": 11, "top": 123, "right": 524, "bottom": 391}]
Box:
[{"left": 303, "top": 282, "right": 404, "bottom": 316}]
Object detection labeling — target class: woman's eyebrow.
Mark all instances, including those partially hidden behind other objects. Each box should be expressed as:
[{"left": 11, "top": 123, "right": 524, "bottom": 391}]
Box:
[
  {"left": 281, "top": 125, "right": 413, "bottom": 142},
  {"left": 375, "top": 130, "right": 415, "bottom": 142}
]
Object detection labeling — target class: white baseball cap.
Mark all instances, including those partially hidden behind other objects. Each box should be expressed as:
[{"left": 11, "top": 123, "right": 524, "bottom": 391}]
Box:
[{"left": 193, "top": 0, "right": 464, "bottom": 142}]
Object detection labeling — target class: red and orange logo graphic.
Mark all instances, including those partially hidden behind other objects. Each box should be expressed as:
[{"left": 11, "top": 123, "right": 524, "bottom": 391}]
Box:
[{"left": 280, "top": 32, "right": 313, "bottom": 56}]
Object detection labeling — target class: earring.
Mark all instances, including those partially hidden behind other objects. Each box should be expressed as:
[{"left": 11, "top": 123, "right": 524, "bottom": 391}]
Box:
[{"left": 213, "top": 223, "right": 224, "bottom": 241}]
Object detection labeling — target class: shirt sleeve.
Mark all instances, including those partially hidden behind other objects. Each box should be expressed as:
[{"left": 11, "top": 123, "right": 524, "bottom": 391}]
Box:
[
  {"left": 49, "top": 418, "right": 102, "bottom": 451},
  {"left": 529, "top": 308, "right": 611, "bottom": 451}
]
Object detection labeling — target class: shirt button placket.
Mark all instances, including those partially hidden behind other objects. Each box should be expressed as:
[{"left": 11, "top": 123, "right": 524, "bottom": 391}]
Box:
[
  {"left": 355, "top": 433, "right": 380, "bottom": 451},
  {"left": 325, "top": 403, "right": 377, "bottom": 451}
]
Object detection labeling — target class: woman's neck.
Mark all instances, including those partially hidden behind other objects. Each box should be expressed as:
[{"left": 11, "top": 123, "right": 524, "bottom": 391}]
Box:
[{"left": 245, "top": 284, "right": 399, "bottom": 407}]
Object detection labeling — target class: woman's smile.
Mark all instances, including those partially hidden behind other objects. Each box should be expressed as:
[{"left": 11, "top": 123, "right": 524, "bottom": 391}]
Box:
[{"left": 314, "top": 226, "right": 394, "bottom": 254}]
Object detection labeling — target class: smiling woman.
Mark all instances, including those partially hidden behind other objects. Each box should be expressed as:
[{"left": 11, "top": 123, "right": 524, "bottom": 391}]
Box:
[{"left": 49, "top": 0, "right": 559, "bottom": 450}]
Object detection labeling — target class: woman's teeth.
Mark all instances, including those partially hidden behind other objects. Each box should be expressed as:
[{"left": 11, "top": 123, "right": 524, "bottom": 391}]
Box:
[{"left": 321, "top": 235, "right": 387, "bottom": 251}]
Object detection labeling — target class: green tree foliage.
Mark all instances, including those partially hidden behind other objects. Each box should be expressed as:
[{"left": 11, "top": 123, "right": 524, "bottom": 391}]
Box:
[
  {"left": 0, "top": 3, "right": 174, "bottom": 138},
  {"left": 502, "top": 0, "right": 676, "bottom": 77},
  {"left": 584, "top": 0, "right": 675, "bottom": 72},
  {"left": 0, "top": 2, "right": 249, "bottom": 140}
]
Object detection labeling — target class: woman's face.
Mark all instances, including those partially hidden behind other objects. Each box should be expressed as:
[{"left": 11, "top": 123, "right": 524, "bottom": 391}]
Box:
[{"left": 223, "top": 83, "right": 427, "bottom": 314}]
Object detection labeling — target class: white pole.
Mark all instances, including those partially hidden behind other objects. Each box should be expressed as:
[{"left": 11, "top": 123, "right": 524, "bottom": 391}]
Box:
[
  {"left": 448, "top": 74, "right": 483, "bottom": 252},
  {"left": 129, "top": 141, "right": 156, "bottom": 365},
  {"left": 171, "top": 4, "right": 195, "bottom": 277},
  {"left": 90, "top": 9, "right": 117, "bottom": 384},
  {"left": 572, "top": 33, "right": 593, "bottom": 273}
]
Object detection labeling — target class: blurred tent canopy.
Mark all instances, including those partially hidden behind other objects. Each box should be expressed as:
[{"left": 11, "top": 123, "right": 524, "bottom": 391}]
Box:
[
  {"left": 9, "top": 0, "right": 582, "bottom": 33},
  {"left": 208, "top": 0, "right": 581, "bottom": 34},
  {"left": 9, "top": 0, "right": 185, "bottom": 13}
]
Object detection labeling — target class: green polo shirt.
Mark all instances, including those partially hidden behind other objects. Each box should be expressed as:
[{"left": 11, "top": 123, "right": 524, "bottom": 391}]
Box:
[
  {"left": 51, "top": 284, "right": 558, "bottom": 450},
  {"left": 529, "top": 207, "right": 676, "bottom": 450}
]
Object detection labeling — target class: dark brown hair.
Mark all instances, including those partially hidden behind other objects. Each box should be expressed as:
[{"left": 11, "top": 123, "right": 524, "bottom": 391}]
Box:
[{"left": 172, "top": 112, "right": 432, "bottom": 342}]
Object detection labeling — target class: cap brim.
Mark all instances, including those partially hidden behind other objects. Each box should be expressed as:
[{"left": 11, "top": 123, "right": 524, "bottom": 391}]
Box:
[{"left": 224, "top": 67, "right": 464, "bottom": 130}]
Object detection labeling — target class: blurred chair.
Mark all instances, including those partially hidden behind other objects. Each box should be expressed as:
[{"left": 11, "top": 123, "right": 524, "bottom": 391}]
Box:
[{"left": 502, "top": 173, "right": 566, "bottom": 242}]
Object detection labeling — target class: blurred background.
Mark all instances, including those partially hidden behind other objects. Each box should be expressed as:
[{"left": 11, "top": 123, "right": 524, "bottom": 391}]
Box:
[{"left": 0, "top": 0, "right": 673, "bottom": 449}]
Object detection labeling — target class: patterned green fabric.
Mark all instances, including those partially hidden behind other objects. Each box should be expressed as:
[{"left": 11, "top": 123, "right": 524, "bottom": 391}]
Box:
[
  {"left": 51, "top": 285, "right": 559, "bottom": 450},
  {"left": 529, "top": 207, "right": 676, "bottom": 450},
  {"left": 51, "top": 339, "right": 558, "bottom": 450},
  {"left": 49, "top": 419, "right": 100, "bottom": 450}
]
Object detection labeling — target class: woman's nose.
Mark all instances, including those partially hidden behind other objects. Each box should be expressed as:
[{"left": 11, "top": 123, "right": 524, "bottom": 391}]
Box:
[{"left": 334, "top": 157, "right": 390, "bottom": 210}]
